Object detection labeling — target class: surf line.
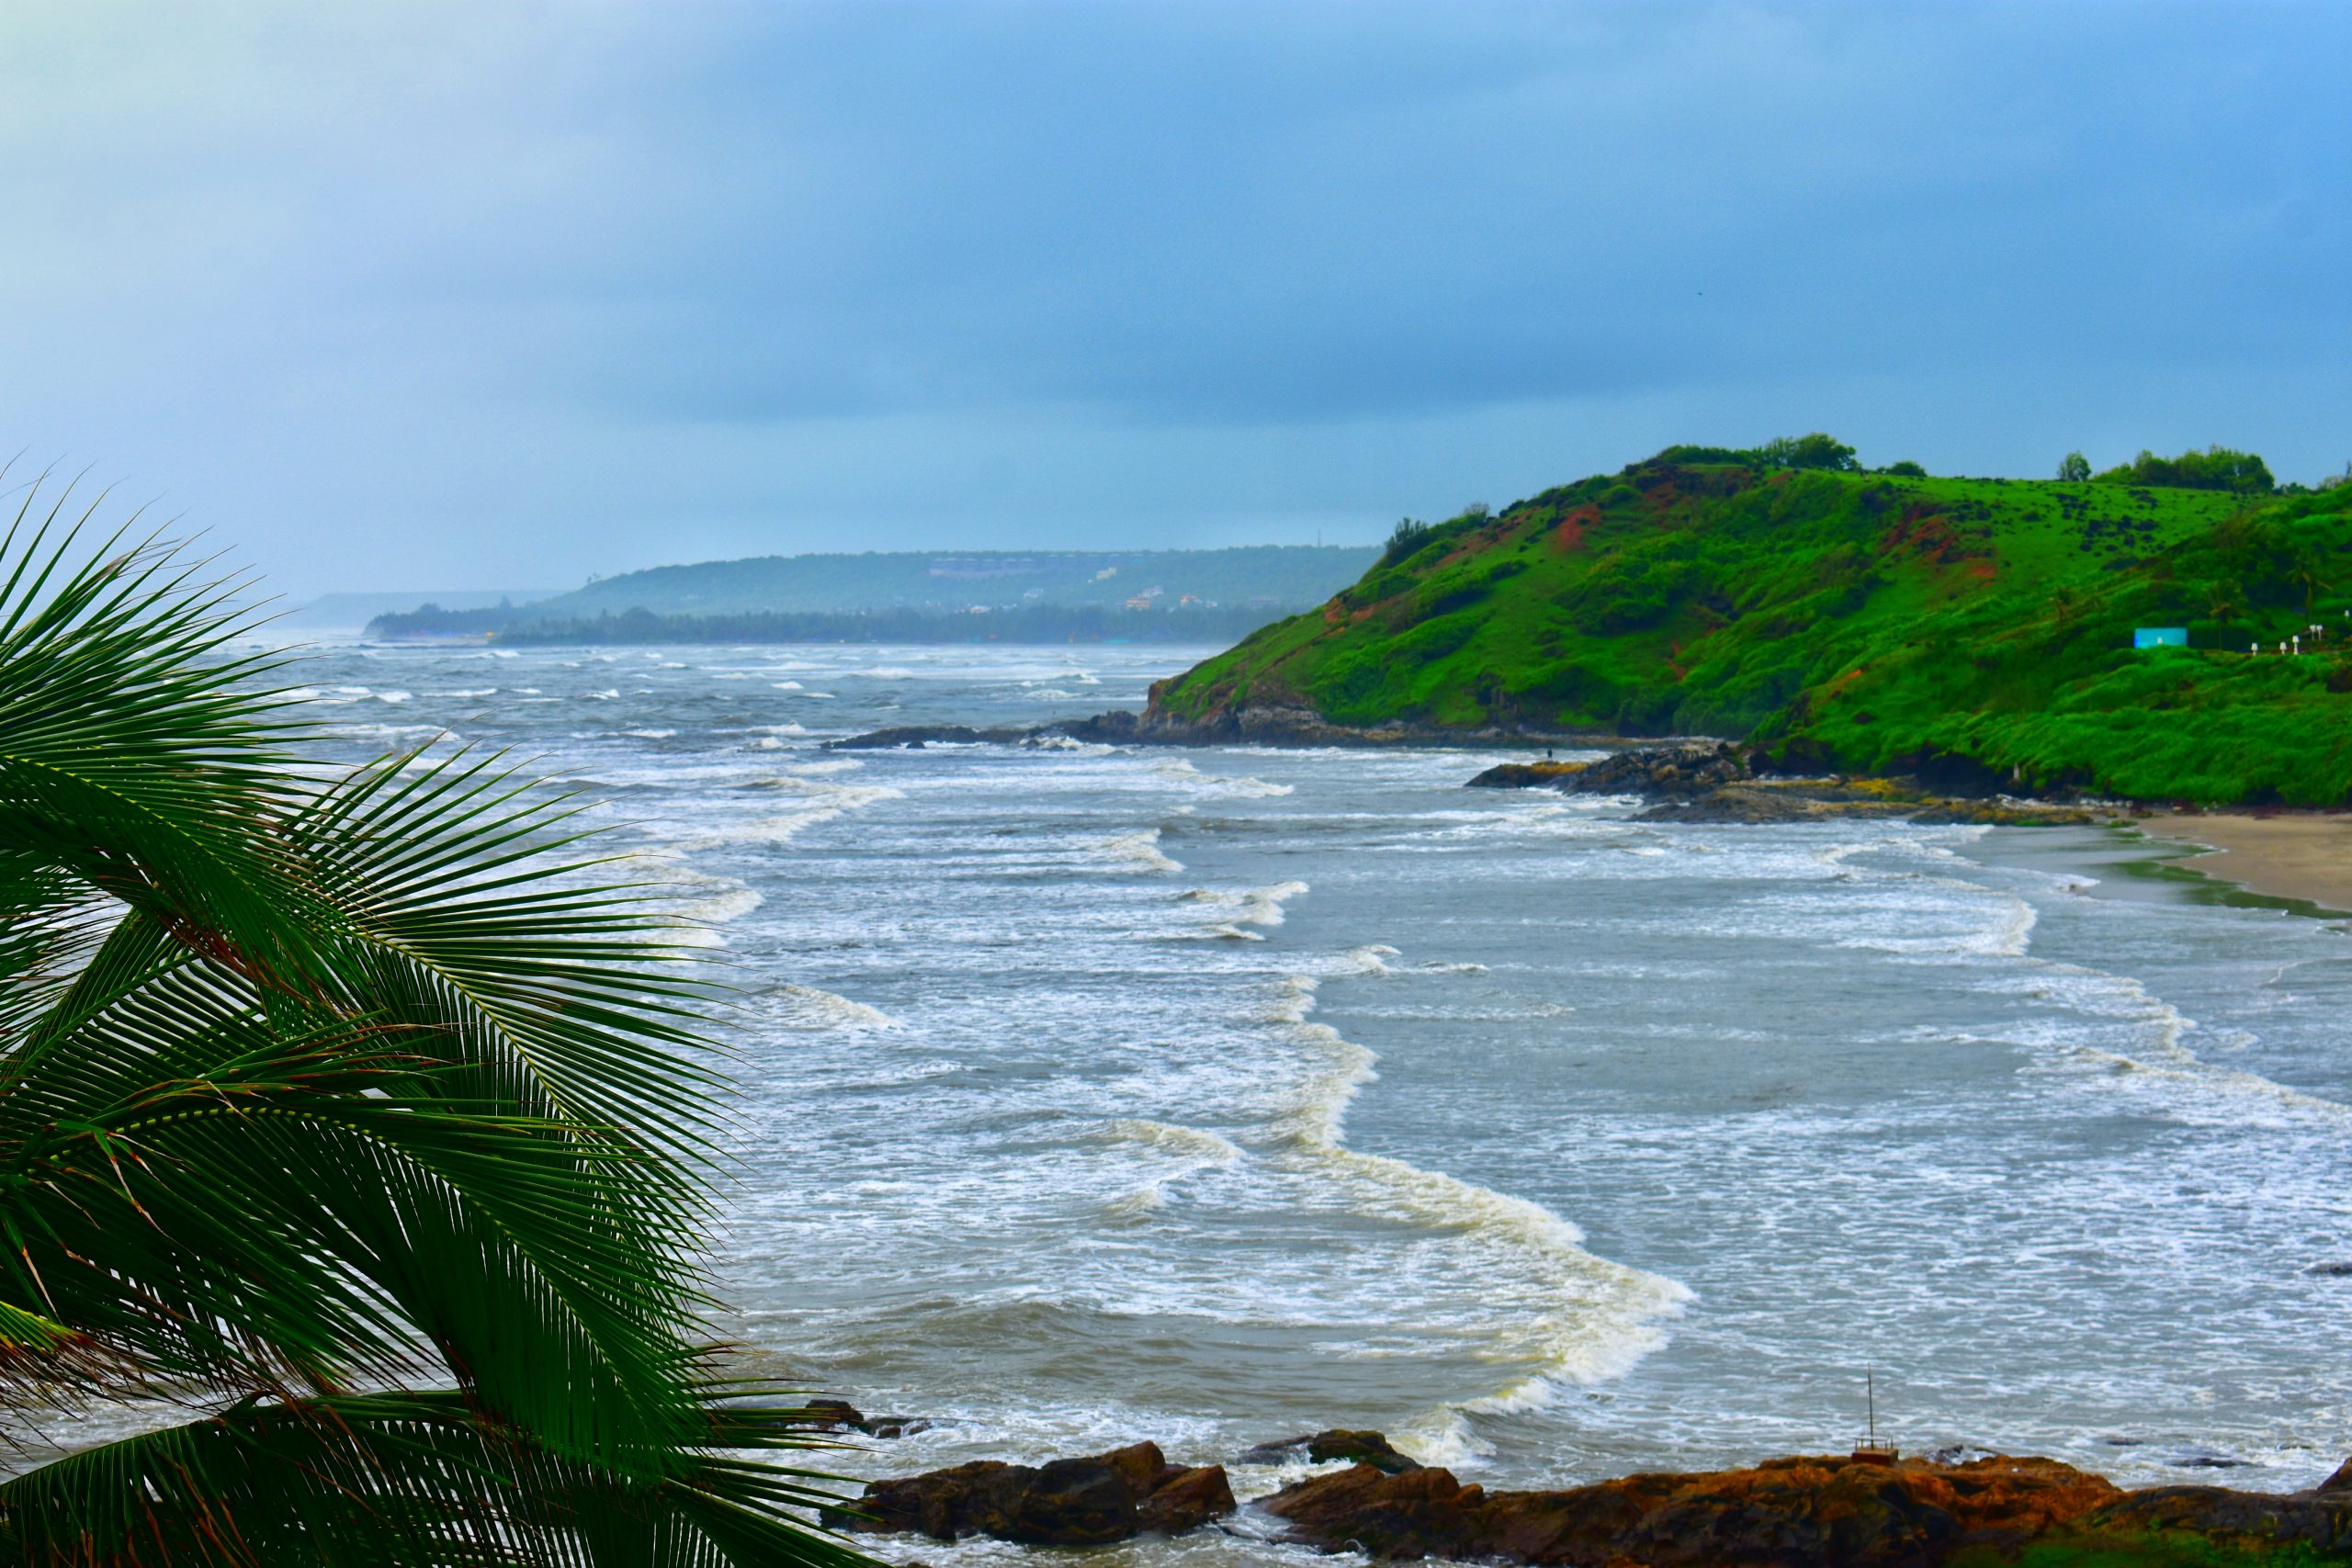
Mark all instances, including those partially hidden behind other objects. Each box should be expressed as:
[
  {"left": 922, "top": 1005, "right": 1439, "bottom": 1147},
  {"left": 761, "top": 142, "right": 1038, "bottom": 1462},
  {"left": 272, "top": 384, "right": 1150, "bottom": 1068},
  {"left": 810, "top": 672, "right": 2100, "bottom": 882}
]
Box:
[{"left": 1263, "top": 960, "right": 1692, "bottom": 1458}]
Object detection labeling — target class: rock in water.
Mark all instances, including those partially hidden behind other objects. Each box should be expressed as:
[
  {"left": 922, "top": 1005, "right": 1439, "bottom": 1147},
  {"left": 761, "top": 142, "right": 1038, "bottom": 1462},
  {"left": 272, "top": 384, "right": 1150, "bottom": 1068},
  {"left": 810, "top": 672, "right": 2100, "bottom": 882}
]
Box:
[
  {"left": 791, "top": 1397, "right": 930, "bottom": 1438},
  {"left": 1239, "top": 1429, "right": 1425, "bottom": 1474},
  {"left": 1262, "top": 1451, "right": 2121, "bottom": 1565},
  {"left": 828, "top": 1440, "right": 1235, "bottom": 1546}
]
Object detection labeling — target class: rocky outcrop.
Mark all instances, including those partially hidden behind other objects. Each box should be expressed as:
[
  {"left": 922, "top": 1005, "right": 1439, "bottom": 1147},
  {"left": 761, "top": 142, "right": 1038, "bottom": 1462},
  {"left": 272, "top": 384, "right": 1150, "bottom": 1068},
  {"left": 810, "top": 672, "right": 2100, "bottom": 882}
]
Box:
[
  {"left": 835, "top": 1432, "right": 2352, "bottom": 1563},
  {"left": 825, "top": 708, "right": 1613, "bottom": 752},
  {"left": 793, "top": 1397, "right": 930, "bottom": 1438},
  {"left": 2086, "top": 1481, "right": 2352, "bottom": 1556},
  {"left": 1240, "top": 1429, "right": 1425, "bottom": 1474},
  {"left": 1261, "top": 1452, "right": 2124, "bottom": 1565},
  {"left": 1468, "top": 743, "right": 2107, "bottom": 827},
  {"left": 825, "top": 1440, "right": 1235, "bottom": 1546}
]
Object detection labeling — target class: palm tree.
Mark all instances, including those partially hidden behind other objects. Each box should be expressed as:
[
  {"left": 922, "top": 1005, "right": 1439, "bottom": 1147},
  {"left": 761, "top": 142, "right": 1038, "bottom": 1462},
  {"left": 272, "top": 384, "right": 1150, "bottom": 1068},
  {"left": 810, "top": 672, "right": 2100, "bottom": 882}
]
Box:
[
  {"left": 2287, "top": 555, "right": 2329, "bottom": 618},
  {"left": 0, "top": 479, "right": 867, "bottom": 1565},
  {"left": 2204, "top": 579, "right": 2248, "bottom": 625}
]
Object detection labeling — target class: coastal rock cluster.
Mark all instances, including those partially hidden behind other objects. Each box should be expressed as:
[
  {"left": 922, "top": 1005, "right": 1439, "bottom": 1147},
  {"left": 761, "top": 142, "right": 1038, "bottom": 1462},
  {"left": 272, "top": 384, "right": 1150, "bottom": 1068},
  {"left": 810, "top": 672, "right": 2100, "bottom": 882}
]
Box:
[
  {"left": 1469, "top": 742, "right": 2106, "bottom": 826},
  {"left": 824, "top": 708, "right": 1602, "bottom": 751},
  {"left": 823, "top": 1439, "right": 1234, "bottom": 1546},
  {"left": 831, "top": 1432, "right": 2352, "bottom": 1563}
]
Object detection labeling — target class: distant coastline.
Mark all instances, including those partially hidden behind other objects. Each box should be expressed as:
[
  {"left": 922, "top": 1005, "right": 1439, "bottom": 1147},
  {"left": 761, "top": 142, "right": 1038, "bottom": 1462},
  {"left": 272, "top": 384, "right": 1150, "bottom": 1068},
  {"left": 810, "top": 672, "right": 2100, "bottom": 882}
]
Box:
[{"left": 366, "top": 602, "right": 1292, "bottom": 645}]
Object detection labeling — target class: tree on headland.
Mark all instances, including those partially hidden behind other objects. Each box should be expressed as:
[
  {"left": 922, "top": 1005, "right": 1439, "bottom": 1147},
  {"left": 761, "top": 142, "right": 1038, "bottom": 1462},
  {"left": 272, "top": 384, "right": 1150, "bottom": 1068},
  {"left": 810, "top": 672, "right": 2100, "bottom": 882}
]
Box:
[
  {"left": 2057, "top": 451, "right": 2092, "bottom": 482},
  {"left": 1382, "top": 516, "right": 1434, "bottom": 565},
  {"left": 0, "top": 480, "right": 865, "bottom": 1564},
  {"left": 2095, "top": 445, "right": 2275, "bottom": 494},
  {"left": 1759, "top": 434, "right": 1860, "bottom": 472}
]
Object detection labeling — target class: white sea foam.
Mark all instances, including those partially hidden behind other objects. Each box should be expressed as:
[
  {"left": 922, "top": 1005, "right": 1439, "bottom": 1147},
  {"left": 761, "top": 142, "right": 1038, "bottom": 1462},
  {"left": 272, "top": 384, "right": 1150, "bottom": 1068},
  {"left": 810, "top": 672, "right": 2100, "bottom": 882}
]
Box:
[
  {"left": 1086, "top": 828, "right": 1183, "bottom": 874},
  {"left": 769, "top": 984, "right": 899, "bottom": 1032},
  {"left": 1180, "top": 880, "right": 1309, "bottom": 930},
  {"left": 1263, "top": 970, "right": 1692, "bottom": 1416},
  {"left": 2020, "top": 962, "right": 2352, "bottom": 1125},
  {"left": 1837, "top": 885, "right": 2039, "bottom": 958},
  {"left": 1100, "top": 1118, "right": 1246, "bottom": 1215},
  {"left": 1149, "top": 756, "right": 1294, "bottom": 798},
  {"left": 691, "top": 776, "right": 903, "bottom": 846}
]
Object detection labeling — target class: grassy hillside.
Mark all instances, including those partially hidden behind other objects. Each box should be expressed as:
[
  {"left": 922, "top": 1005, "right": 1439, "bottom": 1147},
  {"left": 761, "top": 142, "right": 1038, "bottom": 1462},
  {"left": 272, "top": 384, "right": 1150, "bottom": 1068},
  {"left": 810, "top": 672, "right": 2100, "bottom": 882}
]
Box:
[{"left": 1153, "top": 447, "right": 2352, "bottom": 804}]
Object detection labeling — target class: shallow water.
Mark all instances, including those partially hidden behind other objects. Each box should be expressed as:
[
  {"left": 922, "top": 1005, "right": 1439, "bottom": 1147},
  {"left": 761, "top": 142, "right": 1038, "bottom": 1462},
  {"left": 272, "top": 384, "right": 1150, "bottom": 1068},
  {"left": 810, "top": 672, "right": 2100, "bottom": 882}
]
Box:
[{"left": 278, "top": 639, "right": 2352, "bottom": 1556}]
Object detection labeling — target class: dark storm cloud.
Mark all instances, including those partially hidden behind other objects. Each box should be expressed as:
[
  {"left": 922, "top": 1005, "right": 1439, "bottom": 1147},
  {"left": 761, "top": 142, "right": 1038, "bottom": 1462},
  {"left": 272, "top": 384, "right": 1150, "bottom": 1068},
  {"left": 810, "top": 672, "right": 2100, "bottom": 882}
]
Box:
[{"left": 0, "top": 2, "right": 2344, "bottom": 592}]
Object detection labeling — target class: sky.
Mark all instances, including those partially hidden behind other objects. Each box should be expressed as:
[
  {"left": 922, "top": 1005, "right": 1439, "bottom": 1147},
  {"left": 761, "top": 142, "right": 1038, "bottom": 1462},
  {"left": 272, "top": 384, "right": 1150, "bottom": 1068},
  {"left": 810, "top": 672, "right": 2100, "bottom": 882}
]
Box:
[{"left": 0, "top": 2, "right": 2346, "bottom": 600}]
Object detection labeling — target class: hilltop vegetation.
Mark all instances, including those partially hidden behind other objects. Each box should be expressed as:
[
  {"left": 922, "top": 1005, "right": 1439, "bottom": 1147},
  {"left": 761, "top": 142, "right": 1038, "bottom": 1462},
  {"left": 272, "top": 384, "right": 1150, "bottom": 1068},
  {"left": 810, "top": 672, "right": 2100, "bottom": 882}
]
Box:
[{"left": 1152, "top": 443, "right": 2352, "bottom": 804}]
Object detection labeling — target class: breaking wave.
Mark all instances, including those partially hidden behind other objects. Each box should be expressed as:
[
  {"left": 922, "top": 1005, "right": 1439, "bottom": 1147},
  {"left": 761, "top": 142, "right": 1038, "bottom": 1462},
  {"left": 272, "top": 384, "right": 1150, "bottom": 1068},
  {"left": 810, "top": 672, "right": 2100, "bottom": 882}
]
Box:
[{"left": 1086, "top": 828, "right": 1183, "bottom": 874}]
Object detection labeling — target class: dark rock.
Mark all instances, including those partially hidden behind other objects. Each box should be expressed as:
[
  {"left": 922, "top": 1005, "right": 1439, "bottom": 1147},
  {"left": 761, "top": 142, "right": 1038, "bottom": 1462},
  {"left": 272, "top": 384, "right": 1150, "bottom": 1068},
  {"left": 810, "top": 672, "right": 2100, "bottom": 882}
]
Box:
[
  {"left": 789, "top": 1398, "right": 932, "bottom": 1438},
  {"left": 1555, "top": 743, "right": 1747, "bottom": 800},
  {"left": 1136, "top": 1463, "right": 1239, "bottom": 1534},
  {"left": 1467, "top": 761, "right": 1592, "bottom": 789},
  {"left": 1239, "top": 1429, "right": 1423, "bottom": 1475},
  {"left": 1634, "top": 788, "right": 1822, "bottom": 825},
  {"left": 1465, "top": 741, "right": 2099, "bottom": 828},
  {"left": 826, "top": 1440, "right": 1236, "bottom": 1546},
  {"left": 2320, "top": 1456, "right": 2352, "bottom": 1494},
  {"left": 2307, "top": 1260, "right": 2352, "bottom": 1277}
]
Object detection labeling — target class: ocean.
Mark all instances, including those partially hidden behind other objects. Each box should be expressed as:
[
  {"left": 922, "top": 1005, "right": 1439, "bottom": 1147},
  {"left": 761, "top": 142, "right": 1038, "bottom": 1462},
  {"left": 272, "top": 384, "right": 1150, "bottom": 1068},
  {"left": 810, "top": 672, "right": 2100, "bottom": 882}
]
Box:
[{"left": 292, "top": 638, "right": 2352, "bottom": 1561}]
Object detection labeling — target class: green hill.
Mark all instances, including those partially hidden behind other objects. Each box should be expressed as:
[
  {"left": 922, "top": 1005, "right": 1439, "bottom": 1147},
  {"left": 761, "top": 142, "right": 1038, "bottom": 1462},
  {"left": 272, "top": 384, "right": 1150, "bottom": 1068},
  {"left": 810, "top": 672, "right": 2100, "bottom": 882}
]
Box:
[{"left": 1151, "top": 444, "right": 2352, "bottom": 805}]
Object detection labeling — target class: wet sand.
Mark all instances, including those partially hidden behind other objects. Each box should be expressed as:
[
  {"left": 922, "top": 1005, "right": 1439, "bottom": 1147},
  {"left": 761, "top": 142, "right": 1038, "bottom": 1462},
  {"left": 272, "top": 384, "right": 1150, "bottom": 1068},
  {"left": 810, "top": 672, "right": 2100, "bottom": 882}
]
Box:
[{"left": 2142, "top": 812, "right": 2352, "bottom": 913}]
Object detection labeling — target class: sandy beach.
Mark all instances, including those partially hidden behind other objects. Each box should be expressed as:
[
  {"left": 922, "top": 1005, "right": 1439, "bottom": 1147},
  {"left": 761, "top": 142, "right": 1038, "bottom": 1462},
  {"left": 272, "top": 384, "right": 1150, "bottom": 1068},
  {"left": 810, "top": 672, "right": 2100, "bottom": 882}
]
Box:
[{"left": 2140, "top": 812, "right": 2352, "bottom": 912}]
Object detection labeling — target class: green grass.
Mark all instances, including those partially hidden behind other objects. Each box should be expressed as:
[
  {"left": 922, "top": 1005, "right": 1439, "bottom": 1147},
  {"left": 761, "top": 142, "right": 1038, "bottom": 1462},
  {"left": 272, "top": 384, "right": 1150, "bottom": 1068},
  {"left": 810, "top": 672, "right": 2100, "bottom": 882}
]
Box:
[
  {"left": 1154, "top": 454, "right": 2352, "bottom": 805},
  {"left": 1950, "top": 1531, "right": 2337, "bottom": 1567}
]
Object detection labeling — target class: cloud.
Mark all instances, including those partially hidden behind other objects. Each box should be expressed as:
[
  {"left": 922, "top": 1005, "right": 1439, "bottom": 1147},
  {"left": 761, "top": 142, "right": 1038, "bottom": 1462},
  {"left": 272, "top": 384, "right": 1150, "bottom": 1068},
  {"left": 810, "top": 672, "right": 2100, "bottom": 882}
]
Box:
[{"left": 0, "top": 2, "right": 2343, "bottom": 592}]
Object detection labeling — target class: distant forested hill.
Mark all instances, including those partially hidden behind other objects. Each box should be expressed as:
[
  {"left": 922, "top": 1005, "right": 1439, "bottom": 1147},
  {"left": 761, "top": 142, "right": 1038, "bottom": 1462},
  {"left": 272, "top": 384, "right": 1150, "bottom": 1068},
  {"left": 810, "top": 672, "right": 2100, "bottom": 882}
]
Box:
[
  {"left": 1151, "top": 442, "right": 2352, "bottom": 804},
  {"left": 520, "top": 545, "right": 1379, "bottom": 618}
]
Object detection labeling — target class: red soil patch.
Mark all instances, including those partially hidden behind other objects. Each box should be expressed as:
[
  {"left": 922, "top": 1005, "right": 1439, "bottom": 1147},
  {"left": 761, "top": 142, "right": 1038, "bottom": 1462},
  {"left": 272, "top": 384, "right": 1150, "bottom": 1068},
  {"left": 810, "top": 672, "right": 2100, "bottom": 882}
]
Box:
[
  {"left": 1882, "top": 502, "right": 1988, "bottom": 570},
  {"left": 1552, "top": 504, "right": 1598, "bottom": 553}
]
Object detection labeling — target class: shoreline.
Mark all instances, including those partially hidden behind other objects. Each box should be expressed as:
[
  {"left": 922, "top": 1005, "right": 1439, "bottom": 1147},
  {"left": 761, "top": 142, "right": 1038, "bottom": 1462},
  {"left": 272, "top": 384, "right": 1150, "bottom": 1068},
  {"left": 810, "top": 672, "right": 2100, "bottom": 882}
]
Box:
[{"left": 2134, "top": 811, "right": 2352, "bottom": 915}]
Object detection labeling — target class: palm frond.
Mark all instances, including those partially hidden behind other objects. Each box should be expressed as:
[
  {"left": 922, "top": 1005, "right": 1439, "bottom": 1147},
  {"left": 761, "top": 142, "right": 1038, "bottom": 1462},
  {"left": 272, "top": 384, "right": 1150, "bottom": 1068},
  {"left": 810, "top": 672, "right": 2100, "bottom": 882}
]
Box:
[
  {"left": 0, "top": 493, "right": 870, "bottom": 1564},
  {"left": 0, "top": 1391, "right": 865, "bottom": 1568}
]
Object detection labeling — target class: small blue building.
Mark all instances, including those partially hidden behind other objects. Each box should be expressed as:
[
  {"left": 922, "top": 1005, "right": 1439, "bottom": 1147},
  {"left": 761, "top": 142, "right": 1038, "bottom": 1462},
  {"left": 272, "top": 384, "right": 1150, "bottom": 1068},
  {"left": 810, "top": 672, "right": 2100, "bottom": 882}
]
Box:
[{"left": 2132, "top": 626, "right": 2188, "bottom": 649}]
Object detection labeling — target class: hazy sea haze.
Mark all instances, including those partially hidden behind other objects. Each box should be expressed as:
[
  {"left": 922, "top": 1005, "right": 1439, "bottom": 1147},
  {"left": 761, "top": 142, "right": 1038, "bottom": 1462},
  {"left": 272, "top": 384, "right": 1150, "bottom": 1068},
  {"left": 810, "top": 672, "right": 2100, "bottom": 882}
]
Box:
[{"left": 286, "top": 639, "right": 2352, "bottom": 1562}]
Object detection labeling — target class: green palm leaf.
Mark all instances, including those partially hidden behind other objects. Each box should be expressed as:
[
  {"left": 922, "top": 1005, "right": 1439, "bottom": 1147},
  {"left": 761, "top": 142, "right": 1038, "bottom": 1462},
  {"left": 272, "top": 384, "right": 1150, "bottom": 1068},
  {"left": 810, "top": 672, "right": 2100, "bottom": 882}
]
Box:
[{"left": 0, "top": 485, "right": 869, "bottom": 1562}]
